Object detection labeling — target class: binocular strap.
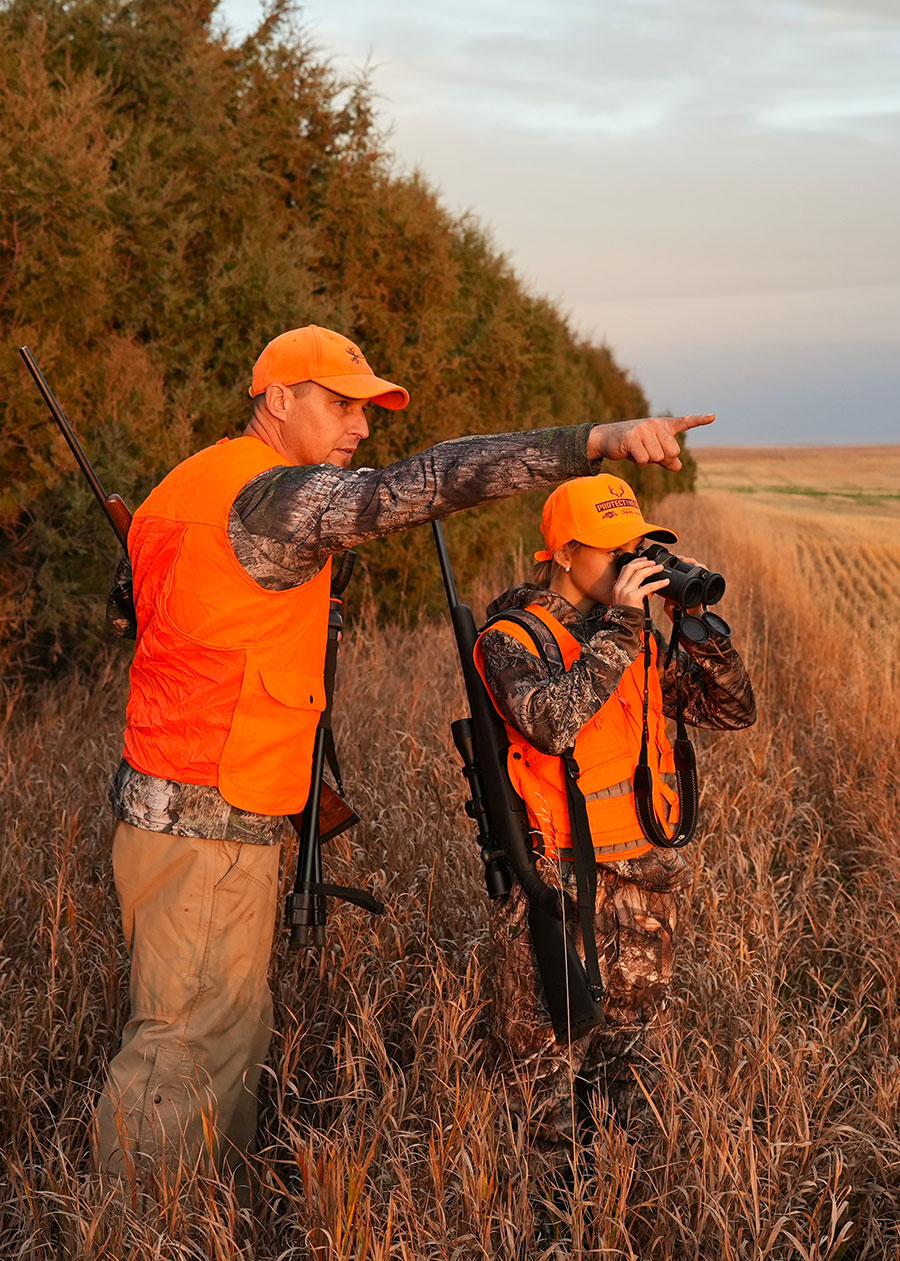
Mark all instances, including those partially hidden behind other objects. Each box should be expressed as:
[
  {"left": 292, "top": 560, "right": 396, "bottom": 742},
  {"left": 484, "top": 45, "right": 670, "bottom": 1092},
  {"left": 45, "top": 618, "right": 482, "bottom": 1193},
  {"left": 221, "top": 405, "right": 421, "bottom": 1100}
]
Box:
[{"left": 633, "top": 600, "right": 699, "bottom": 848}]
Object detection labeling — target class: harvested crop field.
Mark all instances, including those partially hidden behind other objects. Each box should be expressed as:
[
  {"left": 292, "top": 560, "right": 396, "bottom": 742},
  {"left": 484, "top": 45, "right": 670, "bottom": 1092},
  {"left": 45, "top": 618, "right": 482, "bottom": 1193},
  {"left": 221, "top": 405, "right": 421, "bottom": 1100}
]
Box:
[
  {"left": 692, "top": 443, "right": 900, "bottom": 519},
  {"left": 1, "top": 446, "right": 899, "bottom": 1258}
]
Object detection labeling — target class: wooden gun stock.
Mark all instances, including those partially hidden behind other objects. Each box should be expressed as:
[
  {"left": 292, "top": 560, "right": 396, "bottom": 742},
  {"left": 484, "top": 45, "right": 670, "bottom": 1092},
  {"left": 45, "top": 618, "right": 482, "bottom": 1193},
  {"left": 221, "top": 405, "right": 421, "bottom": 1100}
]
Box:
[
  {"left": 104, "top": 493, "right": 133, "bottom": 545},
  {"left": 291, "top": 781, "right": 360, "bottom": 847}
]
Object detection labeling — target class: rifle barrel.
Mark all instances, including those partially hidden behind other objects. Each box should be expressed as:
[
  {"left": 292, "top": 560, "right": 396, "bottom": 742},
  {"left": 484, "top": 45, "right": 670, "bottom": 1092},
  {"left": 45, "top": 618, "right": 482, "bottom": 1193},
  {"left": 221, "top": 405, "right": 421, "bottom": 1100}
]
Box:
[
  {"left": 19, "top": 346, "right": 130, "bottom": 550},
  {"left": 431, "top": 520, "right": 459, "bottom": 608}
]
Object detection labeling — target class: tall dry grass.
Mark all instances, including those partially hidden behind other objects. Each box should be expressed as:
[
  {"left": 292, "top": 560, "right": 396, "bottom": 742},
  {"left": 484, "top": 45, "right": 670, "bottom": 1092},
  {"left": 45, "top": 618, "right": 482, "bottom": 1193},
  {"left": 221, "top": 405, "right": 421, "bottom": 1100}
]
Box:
[{"left": 1, "top": 492, "right": 899, "bottom": 1259}]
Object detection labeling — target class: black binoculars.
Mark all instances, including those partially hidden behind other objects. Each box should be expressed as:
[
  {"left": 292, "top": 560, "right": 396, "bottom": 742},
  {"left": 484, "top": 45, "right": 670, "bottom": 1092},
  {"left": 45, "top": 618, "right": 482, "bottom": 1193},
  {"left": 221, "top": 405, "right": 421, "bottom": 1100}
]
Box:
[{"left": 615, "top": 543, "right": 726, "bottom": 610}]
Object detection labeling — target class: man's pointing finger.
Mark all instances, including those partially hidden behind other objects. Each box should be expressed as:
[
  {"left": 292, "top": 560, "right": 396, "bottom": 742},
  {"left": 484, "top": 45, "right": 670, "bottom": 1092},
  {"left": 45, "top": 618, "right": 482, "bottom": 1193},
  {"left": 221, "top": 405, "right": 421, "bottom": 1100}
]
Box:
[{"left": 666, "top": 414, "right": 716, "bottom": 434}]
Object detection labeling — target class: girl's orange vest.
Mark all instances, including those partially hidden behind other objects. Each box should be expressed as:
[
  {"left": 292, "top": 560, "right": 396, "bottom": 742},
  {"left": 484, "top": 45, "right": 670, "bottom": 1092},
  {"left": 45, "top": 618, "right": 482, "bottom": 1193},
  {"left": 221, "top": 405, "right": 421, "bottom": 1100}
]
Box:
[
  {"left": 123, "top": 436, "right": 332, "bottom": 815},
  {"left": 475, "top": 603, "right": 680, "bottom": 863}
]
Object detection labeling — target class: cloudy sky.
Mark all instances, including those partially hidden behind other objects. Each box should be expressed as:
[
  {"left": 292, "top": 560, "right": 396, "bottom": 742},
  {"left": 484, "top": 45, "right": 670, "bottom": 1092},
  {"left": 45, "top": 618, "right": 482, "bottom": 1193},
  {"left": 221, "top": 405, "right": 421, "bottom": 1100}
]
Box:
[{"left": 222, "top": 0, "right": 899, "bottom": 445}]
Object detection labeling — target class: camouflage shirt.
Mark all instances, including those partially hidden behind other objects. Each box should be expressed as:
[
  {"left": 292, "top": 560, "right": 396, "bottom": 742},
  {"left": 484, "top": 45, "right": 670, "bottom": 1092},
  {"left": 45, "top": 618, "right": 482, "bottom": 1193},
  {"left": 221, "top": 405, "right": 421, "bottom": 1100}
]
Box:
[
  {"left": 110, "top": 424, "right": 598, "bottom": 843},
  {"left": 477, "top": 583, "right": 756, "bottom": 880},
  {"left": 478, "top": 582, "right": 756, "bottom": 754}
]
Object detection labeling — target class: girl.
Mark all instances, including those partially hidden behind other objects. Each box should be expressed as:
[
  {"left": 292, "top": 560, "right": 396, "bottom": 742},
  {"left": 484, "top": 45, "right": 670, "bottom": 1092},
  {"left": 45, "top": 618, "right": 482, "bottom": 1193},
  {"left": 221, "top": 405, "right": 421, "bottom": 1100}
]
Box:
[{"left": 474, "top": 472, "right": 755, "bottom": 1138}]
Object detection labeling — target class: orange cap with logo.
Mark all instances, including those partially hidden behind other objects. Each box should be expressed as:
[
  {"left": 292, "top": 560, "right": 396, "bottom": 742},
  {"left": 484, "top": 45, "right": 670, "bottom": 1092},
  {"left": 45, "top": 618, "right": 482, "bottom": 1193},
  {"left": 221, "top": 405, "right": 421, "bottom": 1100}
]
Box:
[
  {"left": 534, "top": 474, "right": 678, "bottom": 561},
  {"left": 250, "top": 325, "right": 409, "bottom": 409}
]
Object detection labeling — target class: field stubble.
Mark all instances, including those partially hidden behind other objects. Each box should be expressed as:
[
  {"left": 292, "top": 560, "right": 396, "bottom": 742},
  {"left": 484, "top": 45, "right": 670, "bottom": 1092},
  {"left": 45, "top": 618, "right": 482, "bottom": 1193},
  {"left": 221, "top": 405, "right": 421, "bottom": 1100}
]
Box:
[{"left": 1, "top": 486, "right": 899, "bottom": 1258}]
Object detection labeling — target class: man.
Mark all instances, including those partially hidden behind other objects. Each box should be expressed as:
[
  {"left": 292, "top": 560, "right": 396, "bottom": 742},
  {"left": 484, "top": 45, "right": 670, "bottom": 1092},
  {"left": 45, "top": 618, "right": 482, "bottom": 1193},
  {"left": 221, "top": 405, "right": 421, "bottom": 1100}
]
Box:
[{"left": 95, "top": 324, "right": 713, "bottom": 1188}]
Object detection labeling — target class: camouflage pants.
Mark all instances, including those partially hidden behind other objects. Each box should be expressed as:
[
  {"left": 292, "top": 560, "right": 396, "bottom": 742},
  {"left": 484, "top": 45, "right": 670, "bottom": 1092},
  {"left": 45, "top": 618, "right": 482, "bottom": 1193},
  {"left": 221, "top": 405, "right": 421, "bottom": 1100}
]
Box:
[{"left": 486, "top": 847, "right": 691, "bottom": 1140}]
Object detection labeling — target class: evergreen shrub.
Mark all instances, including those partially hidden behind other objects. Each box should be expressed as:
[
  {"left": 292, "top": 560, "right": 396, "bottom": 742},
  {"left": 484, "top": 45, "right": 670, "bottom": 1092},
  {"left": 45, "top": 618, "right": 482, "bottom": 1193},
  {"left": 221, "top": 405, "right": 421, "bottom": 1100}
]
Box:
[{"left": 0, "top": 0, "right": 695, "bottom": 667}]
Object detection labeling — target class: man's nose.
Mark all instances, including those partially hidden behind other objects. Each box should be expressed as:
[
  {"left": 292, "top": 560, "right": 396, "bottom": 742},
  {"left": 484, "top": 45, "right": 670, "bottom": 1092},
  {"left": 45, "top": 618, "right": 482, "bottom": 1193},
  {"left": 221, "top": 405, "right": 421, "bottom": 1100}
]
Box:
[{"left": 352, "top": 413, "right": 370, "bottom": 440}]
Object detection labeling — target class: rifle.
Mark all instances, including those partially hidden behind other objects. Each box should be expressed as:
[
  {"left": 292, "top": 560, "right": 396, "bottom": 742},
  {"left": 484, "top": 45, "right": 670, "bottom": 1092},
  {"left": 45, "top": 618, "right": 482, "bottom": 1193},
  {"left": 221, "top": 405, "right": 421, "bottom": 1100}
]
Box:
[
  {"left": 20, "top": 346, "right": 370, "bottom": 908},
  {"left": 286, "top": 550, "right": 385, "bottom": 946},
  {"left": 432, "top": 520, "right": 605, "bottom": 1043}
]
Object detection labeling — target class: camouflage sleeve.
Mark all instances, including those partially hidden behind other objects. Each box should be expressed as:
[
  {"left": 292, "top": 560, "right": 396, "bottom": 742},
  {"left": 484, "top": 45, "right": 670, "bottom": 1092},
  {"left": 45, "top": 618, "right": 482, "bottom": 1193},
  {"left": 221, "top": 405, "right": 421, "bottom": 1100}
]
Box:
[
  {"left": 229, "top": 424, "right": 596, "bottom": 589},
  {"left": 106, "top": 554, "right": 137, "bottom": 640},
  {"left": 479, "top": 606, "right": 644, "bottom": 755},
  {"left": 656, "top": 627, "right": 756, "bottom": 730}
]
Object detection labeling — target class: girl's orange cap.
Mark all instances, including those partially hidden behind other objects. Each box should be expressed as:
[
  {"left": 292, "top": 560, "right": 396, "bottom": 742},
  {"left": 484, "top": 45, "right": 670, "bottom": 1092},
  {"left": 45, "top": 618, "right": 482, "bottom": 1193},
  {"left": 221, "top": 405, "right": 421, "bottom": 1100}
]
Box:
[
  {"left": 534, "top": 474, "right": 678, "bottom": 561},
  {"left": 250, "top": 325, "right": 409, "bottom": 409}
]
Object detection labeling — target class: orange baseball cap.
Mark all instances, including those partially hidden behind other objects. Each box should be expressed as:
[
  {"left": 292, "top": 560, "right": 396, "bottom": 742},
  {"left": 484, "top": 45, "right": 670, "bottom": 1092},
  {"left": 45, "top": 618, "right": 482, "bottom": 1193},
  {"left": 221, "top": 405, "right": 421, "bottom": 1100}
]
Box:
[
  {"left": 249, "top": 325, "right": 409, "bottom": 409},
  {"left": 534, "top": 474, "right": 678, "bottom": 561}
]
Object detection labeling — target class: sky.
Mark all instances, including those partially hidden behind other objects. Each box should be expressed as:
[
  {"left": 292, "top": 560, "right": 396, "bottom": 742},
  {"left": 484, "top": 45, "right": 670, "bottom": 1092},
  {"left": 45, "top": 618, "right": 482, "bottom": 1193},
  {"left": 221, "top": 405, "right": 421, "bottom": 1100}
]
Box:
[{"left": 220, "top": 0, "right": 900, "bottom": 446}]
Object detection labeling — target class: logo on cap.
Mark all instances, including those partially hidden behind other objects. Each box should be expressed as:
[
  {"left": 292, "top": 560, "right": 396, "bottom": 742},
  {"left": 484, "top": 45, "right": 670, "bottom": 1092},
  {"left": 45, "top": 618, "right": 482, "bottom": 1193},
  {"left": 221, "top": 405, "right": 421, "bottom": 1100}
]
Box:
[
  {"left": 595, "top": 496, "right": 639, "bottom": 513},
  {"left": 346, "top": 346, "right": 363, "bottom": 365}
]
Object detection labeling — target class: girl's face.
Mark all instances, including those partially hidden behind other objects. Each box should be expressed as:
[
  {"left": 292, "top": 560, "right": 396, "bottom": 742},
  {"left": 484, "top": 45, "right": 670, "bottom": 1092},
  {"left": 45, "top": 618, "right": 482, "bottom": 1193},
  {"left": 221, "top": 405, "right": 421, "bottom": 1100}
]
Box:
[{"left": 550, "top": 535, "right": 645, "bottom": 613}]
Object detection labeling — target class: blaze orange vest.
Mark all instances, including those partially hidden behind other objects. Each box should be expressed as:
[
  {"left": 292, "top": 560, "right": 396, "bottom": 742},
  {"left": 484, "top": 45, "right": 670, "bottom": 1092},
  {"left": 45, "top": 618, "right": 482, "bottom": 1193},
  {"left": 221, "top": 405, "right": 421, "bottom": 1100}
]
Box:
[
  {"left": 123, "top": 436, "right": 332, "bottom": 815},
  {"left": 475, "top": 603, "right": 680, "bottom": 862}
]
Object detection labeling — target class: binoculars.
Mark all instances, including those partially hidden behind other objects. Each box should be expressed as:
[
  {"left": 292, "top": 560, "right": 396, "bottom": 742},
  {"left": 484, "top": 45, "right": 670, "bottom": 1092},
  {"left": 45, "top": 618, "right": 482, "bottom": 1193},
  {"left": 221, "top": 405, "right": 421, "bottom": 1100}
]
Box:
[
  {"left": 615, "top": 544, "right": 730, "bottom": 641},
  {"left": 615, "top": 543, "right": 725, "bottom": 608}
]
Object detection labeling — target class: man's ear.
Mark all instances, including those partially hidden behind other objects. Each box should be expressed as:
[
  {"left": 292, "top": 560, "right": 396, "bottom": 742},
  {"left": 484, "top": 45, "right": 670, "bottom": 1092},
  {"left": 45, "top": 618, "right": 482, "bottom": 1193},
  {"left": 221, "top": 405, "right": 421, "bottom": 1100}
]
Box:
[{"left": 264, "top": 382, "right": 291, "bottom": 420}]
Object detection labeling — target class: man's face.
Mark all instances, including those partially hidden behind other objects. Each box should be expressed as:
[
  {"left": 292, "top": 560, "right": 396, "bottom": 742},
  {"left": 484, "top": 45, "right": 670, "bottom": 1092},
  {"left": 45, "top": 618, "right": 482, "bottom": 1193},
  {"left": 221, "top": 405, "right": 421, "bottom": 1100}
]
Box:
[{"left": 279, "top": 383, "right": 371, "bottom": 467}]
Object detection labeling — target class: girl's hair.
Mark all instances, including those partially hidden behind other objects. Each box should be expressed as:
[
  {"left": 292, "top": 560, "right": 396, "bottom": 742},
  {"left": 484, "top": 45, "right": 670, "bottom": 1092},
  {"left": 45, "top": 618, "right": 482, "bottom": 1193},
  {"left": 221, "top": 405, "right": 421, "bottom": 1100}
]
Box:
[{"left": 533, "top": 540, "right": 580, "bottom": 588}]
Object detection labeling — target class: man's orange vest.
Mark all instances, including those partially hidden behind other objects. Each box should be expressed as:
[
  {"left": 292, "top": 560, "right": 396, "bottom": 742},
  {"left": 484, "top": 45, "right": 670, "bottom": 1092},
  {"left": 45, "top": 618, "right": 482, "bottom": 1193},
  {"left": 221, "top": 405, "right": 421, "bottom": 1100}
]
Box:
[
  {"left": 123, "top": 436, "right": 332, "bottom": 815},
  {"left": 475, "top": 603, "right": 680, "bottom": 862}
]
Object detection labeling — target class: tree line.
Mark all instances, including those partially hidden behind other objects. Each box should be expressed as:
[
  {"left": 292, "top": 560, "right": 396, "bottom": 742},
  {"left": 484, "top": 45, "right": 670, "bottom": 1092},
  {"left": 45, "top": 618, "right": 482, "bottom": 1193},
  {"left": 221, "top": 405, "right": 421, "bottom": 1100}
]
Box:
[{"left": 0, "top": 0, "right": 694, "bottom": 669}]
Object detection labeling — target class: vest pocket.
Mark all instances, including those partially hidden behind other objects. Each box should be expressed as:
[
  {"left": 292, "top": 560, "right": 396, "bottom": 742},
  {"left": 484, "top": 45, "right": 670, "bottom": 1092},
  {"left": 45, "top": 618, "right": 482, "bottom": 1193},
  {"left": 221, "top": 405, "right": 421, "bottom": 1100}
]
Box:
[
  {"left": 258, "top": 667, "right": 326, "bottom": 711},
  {"left": 218, "top": 666, "right": 326, "bottom": 814}
]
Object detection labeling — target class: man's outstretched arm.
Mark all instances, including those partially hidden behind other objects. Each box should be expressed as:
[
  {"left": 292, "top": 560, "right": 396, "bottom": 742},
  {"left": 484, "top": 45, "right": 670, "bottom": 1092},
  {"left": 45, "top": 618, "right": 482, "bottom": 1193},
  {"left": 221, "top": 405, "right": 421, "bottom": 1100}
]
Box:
[{"left": 231, "top": 415, "right": 714, "bottom": 589}]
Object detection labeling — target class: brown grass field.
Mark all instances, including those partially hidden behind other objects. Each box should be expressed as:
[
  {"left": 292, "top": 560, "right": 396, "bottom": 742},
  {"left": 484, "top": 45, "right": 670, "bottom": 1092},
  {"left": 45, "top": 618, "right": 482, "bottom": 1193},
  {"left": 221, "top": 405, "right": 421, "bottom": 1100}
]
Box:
[{"left": 2, "top": 446, "right": 900, "bottom": 1258}]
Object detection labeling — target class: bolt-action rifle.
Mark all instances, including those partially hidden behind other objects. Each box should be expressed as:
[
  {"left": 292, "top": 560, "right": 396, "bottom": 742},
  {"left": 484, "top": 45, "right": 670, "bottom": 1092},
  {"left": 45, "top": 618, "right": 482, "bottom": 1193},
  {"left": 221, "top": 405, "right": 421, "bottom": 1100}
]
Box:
[
  {"left": 432, "top": 520, "right": 604, "bottom": 1043},
  {"left": 20, "top": 346, "right": 378, "bottom": 939}
]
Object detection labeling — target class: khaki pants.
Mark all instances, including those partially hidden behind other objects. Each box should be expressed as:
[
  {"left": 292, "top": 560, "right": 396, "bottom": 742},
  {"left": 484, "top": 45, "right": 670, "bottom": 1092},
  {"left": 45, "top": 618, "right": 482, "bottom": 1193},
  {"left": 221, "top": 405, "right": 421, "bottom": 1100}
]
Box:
[{"left": 94, "top": 822, "right": 282, "bottom": 1186}]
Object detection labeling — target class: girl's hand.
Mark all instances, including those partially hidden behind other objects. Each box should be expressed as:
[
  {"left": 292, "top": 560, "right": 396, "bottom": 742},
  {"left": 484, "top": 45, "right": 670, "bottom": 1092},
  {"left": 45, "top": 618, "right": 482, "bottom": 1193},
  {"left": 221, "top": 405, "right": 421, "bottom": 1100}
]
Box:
[{"left": 612, "top": 556, "right": 669, "bottom": 610}]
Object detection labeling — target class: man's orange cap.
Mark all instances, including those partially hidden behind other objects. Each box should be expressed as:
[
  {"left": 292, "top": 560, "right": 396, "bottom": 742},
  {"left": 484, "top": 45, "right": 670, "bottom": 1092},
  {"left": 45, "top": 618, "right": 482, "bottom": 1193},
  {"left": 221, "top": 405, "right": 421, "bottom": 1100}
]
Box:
[
  {"left": 534, "top": 473, "right": 678, "bottom": 561},
  {"left": 250, "top": 325, "right": 409, "bottom": 409}
]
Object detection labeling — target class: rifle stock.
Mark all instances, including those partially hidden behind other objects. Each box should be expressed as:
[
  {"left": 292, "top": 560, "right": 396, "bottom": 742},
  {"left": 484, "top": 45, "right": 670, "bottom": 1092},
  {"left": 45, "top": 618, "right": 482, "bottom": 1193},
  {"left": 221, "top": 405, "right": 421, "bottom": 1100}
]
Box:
[
  {"left": 432, "top": 521, "right": 604, "bottom": 1044},
  {"left": 104, "top": 493, "right": 133, "bottom": 546}
]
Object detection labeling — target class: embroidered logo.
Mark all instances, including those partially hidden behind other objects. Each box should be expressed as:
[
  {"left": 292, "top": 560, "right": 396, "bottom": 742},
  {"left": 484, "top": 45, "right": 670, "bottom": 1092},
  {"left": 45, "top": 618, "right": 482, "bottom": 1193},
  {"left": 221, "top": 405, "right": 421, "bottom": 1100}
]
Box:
[
  {"left": 346, "top": 346, "right": 363, "bottom": 365},
  {"left": 595, "top": 496, "right": 639, "bottom": 514}
]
